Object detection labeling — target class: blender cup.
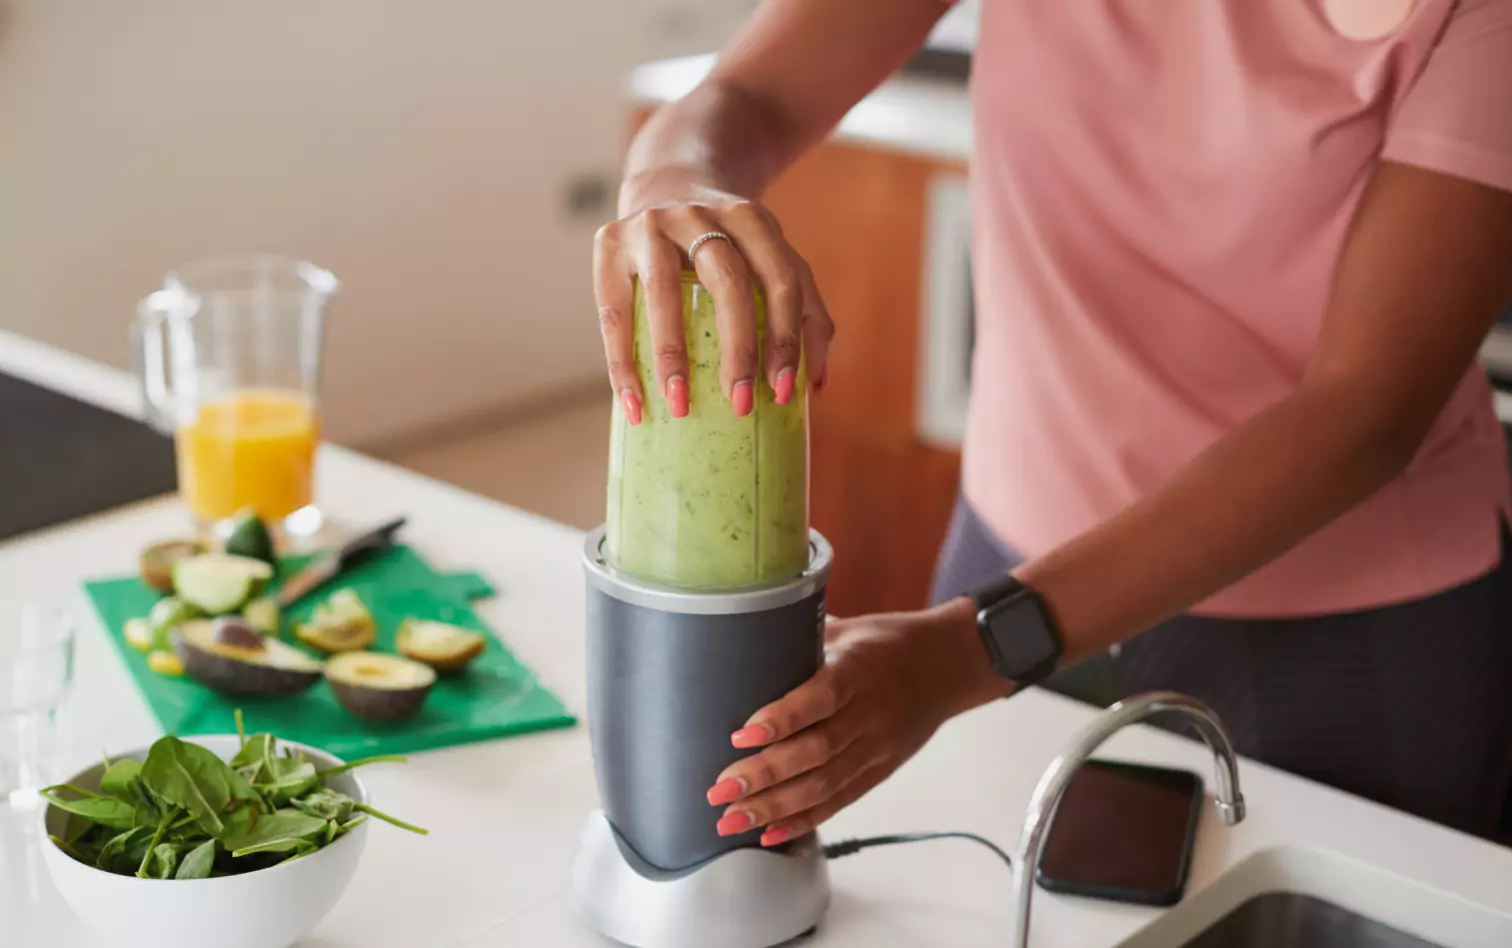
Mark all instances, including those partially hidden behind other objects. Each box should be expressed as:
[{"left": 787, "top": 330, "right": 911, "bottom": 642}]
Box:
[{"left": 605, "top": 271, "right": 810, "bottom": 589}]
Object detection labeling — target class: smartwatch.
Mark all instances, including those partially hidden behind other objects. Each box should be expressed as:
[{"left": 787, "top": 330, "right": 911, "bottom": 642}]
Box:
[{"left": 968, "top": 574, "right": 1063, "bottom": 687}]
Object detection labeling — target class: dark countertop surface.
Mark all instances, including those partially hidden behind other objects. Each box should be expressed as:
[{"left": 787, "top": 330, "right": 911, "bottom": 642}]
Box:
[{"left": 0, "top": 371, "right": 177, "bottom": 542}]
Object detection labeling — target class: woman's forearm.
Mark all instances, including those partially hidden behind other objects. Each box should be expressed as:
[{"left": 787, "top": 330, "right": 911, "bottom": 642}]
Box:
[
  {"left": 1015, "top": 379, "right": 1417, "bottom": 666},
  {"left": 618, "top": 1, "right": 947, "bottom": 216},
  {"left": 620, "top": 80, "right": 791, "bottom": 216}
]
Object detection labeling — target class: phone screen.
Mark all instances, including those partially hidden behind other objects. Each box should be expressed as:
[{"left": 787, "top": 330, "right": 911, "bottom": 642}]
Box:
[{"left": 1035, "top": 759, "right": 1204, "bottom": 906}]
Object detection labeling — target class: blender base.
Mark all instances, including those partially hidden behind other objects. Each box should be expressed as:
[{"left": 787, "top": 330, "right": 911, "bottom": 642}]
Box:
[{"left": 569, "top": 810, "right": 830, "bottom": 948}]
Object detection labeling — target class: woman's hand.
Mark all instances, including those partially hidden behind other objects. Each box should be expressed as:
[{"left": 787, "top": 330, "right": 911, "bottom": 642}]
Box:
[
  {"left": 592, "top": 175, "right": 834, "bottom": 424},
  {"left": 704, "top": 597, "right": 1010, "bottom": 846}
]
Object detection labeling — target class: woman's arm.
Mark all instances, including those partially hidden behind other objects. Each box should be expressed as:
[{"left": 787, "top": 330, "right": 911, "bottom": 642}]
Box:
[
  {"left": 622, "top": 0, "right": 949, "bottom": 211},
  {"left": 597, "top": 0, "right": 947, "bottom": 421},
  {"left": 1014, "top": 162, "right": 1512, "bottom": 671},
  {"left": 705, "top": 161, "right": 1512, "bottom": 846}
]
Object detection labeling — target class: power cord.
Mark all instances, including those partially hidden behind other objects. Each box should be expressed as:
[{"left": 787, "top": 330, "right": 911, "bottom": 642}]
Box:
[{"left": 821, "top": 831, "right": 1014, "bottom": 871}]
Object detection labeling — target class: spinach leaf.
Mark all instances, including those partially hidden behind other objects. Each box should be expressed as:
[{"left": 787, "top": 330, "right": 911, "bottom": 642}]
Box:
[
  {"left": 94, "top": 826, "right": 154, "bottom": 874},
  {"left": 125, "top": 776, "right": 169, "bottom": 825},
  {"left": 98, "top": 759, "right": 143, "bottom": 797},
  {"left": 276, "top": 839, "right": 322, "bottom": 865},
  {"left": 333, "top": 814, "right": 368, "bottom": 840},
  {"left": 290, "top": 789, "right": 354, "bottom": 823},
  {"left": 224, "top": 808, "right": 328, "bottom": 856},
  {"left": 354, "top": 803, "right": 428, "bottom": 836},
  {"left": 48, "top": 834, "right": 90, "bottom": 863},
  {"left": 256, "top": 760, "right": 318, "bottom": 807},
  {"left": 221, "top": 798, "right": 264, "bottom": 842},
  {"left": 39, "top": 787, "right": 139, "bottom": 830},
  {"left": 314, "top": 755, "right": 407, "bottom": 779},
  {"left": 229, "top": 733, "right": 275, "bottom": 780},
  {"left": 134, "top": 806, "right": 181, "bottom": 879},
  {"left": 141, "top": 737, "right": 259, "bottom": 837},
  {"left": 146, "top": 842, "right": 180, "bottom": 880},
  {"left": 61, "top": 812, "right": 94, "bottom": 846},
  {"left": 66, "top": 827, "right": 109, "bottom": 868},
  {"left": 175, "top": 838, "right": 218, "bottom": 880}
]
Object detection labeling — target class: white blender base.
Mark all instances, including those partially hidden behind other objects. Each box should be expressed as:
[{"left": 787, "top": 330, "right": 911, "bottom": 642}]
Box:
[{"left": 569, "top": 810, "right": 830, "bottom": 948}]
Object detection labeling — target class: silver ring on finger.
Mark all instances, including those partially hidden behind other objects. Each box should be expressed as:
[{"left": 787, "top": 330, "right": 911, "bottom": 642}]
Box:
[{"left": 686, "top": 230, "right": 733, "bottom": 264}]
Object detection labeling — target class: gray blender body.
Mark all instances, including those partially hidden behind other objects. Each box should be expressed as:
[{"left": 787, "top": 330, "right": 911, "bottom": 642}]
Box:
[{"left": 573, "top": 528, "right": 833, "bottom": 948}]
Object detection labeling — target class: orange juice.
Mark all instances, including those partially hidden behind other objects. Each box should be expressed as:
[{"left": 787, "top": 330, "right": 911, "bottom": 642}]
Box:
[{"left": 176, "top": 389, "right": 319, "bottom": 523}]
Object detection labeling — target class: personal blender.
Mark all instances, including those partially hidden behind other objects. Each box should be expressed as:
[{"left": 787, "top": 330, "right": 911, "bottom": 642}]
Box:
[{"left": 570, "top": 273, "right": 833, "bottom": 948}]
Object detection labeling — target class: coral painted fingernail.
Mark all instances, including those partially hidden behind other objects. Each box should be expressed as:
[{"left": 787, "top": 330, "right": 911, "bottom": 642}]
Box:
[
  {"left": 731, "top": 724, "right": 772, "bottom": 749},
  {"left": 816, "top": 364, "right": 830, "bottom": 395},
  {"left": 731, "top": 380, "right": 754, "bottom": 417},
  {"left": 717, "top": 811, "right": 754, "bottom": 836},
  {"left": 620, "top": 389, "right": 641, "bottom": 426},
  {"left": 706, "top": 778, "right": 747, "bottom": 807},
  {"left": 666, "top": 376, "right": 689, "bottom": 418},
  {"left": 760, "top": 827, "right": 791, "bottom": 847},
  {"left": 774, "top": 368, "right": 795, "bottom": 406}
]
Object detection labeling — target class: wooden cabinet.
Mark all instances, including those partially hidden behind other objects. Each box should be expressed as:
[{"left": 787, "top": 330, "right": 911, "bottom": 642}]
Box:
[
  {"left": 629, "top": 108, "right": 966, "bottom": 616},
  {"left": 763, "top": 142, "right": 964, "bottom": 616}
]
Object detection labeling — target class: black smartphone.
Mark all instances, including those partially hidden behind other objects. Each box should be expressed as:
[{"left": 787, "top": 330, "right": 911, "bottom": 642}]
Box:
[{"left": 1034, "top": 759, "right": 1204, "bottom": 907}]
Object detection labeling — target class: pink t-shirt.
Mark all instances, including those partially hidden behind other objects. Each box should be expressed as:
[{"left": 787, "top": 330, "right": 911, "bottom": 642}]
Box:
[{"left": 961, "top": 0, "right": 1512, "bottom": 616}]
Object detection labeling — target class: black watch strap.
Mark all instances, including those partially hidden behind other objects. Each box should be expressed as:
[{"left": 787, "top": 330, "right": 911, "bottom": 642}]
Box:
[{"left": 970, "top": 574, "right": 1028, "bottom": 612}]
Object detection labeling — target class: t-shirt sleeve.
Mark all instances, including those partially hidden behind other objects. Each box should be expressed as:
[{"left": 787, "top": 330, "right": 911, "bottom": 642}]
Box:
[{"left": 1381, "top": 0, "right": 1512, "bottom": 194}]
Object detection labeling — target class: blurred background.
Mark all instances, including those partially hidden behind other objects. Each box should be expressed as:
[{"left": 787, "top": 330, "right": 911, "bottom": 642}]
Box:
[{"left": 0, "top": 0, "right": 765, "bottom": 511}]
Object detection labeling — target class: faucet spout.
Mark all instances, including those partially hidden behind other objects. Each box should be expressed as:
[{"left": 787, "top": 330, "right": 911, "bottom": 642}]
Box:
[{"left": 1011, "top": 691, "right": 1246, "bottom": 948}]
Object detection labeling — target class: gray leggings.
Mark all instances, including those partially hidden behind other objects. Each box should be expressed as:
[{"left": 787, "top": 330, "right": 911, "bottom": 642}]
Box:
[{"left": 930, "top": 499, "right": 1512, "bottom": 840}]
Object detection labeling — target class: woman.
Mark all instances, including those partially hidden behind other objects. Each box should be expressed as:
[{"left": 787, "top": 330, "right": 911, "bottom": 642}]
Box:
[{"left": 593, "top": 0, "right": 1512, "bottom": 843}]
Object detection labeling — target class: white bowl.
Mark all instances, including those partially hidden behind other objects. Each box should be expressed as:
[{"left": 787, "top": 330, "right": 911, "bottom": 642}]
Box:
[{"left": 39, "top": 734, "right": 369, "bottom": 948}]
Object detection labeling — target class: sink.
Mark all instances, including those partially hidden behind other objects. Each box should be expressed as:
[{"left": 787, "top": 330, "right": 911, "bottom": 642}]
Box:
[
  {"left": 1179, "top": 892, "right": 1442, "bottom": 948},
  {"left": 1115, "top": 848, "right": 1512, "bottom": 948}
]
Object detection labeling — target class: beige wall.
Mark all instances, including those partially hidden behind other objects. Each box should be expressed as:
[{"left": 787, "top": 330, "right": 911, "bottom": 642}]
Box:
[{"left": 0, "top": 1, "right": 746, "bottom": 448}]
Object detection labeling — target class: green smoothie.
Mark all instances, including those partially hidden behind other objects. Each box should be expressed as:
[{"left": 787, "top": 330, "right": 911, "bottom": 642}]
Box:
[{"left": 605, "top": 272, "right": 809, "bottom": 588}]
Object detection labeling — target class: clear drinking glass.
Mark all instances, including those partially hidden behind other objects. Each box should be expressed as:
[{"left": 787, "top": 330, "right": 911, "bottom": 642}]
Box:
[
  {"left": 134, "top": 256, "right": 339, "bottom": 540},
  {"left": 0, "top": 602, "right": 74, "bottom": 807},
  {"left": 605, "top": 272, "right": 810, "bottom": 588}
]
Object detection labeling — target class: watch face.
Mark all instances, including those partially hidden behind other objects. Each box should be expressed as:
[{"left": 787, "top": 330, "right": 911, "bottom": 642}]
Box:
[{"left": 983, "top": 594, "right": 1061, "bottom": 684}]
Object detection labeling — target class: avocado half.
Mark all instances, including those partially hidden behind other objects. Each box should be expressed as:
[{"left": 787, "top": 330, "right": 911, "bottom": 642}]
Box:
[
  {"left": 325, "top": 652, "right": 436, "bottom": 723},
  {"left": 140, "top": 539, "right": 207, "bottom": 594},
  {"left": 173, "top": 554, "right": 274, "bottom": 615},
  {"left": 296, "top": 589, "right": 377, "bottom": 654},
  {"left": 396, "top": 619, "right": 486, "bottom": 672},
  {"left": 172, "top": 619, "right": 323, "bottom": 697}
]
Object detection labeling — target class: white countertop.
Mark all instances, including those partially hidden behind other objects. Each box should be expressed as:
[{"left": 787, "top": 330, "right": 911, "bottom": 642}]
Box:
[
  {"left": 629, "top": 54, "right": 972, "bottom": 164},
  {"left": 4, "top": 329, "right": 1512, "bottom": 948}
]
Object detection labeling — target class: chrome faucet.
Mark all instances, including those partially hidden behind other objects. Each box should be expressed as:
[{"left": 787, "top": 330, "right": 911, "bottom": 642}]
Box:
[{"left": 1011, "top": 692, "right": 1247, "bottom": 948}]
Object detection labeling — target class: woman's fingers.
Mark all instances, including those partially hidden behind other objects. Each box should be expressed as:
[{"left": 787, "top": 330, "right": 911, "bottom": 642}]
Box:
[
  {"left": 608, "top": 198, "right": 825, "bottom": 417},
  {"left": 661, "top": 206, "right": 761, "bottom": 414},
  {"left": 716, "top": 740, "right": 875, "bottom": 837},
  {"left": 795, "top": 255, "right": 835, "bottom": 391},
  {"left": 627, "top": 209, "right": 692, "bottom": 417},
  {"left": 722, "top": 202, "right": 805, "bottom": 405},
  {"left": 731, "top": 664, "right": 852, "bottom": 750},
  {"left": 592, "top": 222, "right": 642, "bottom": 424},
  {"left": 758, "top": 764, "right": 890, "bottom": 847},
  {"left": 709, "top": 711, "right": 862, "bottom": 805}
]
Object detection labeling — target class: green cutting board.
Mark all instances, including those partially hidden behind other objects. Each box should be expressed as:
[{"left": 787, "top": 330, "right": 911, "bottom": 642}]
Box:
[{"left": 84, "top": 545, "right": 575, "bottom": 758}]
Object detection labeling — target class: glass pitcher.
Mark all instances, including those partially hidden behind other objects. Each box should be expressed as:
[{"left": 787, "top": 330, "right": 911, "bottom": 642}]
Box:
[
  {"left": 134, "top": 256, "right": 339, "bottom": 539},
  {"left": 605, "top": 272, "right": 809, "bottom": 588}
]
